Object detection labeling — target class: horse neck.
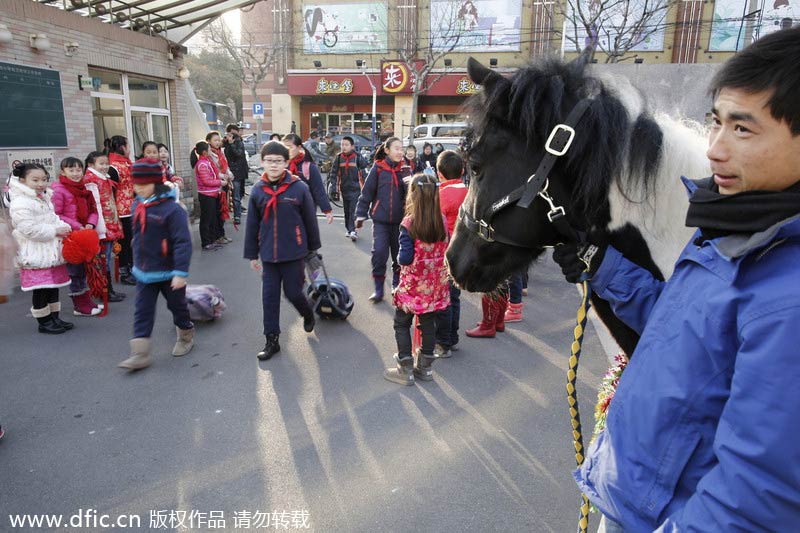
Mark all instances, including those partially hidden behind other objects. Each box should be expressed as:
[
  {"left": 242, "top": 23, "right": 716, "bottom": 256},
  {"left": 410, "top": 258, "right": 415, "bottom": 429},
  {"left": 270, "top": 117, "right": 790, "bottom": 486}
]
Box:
[{"left": 605, "top": 114, "right": 710, "bottom": 279}]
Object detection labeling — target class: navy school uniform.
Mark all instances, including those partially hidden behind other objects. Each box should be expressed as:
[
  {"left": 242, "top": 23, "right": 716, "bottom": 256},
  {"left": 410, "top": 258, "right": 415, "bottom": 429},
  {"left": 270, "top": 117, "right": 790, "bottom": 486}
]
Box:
[
  {"left": 244, "top": 171, "right": 321, "bottom": 335},
  {"left": 131, "top": 190, "right": 193, "bottom": 339}
]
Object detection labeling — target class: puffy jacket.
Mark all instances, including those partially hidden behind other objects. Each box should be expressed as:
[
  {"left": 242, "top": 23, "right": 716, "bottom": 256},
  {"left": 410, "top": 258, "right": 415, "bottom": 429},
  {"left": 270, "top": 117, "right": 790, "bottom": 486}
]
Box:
[
  {"left": 131, "top": 191, "right": 192, "bottom": 283},
  {"left": 223, "top": 137, "right": 249, "bottom": 180},
  {"left": 51, "top": 178, "right": 100, "bottom": 231},
  {"left": 8, "top": 177, "right": 71, "bottom": 270},
  {"left": 108, "top": 152, "right": 134, "bottom": 217},
  {"left": 243, "top": 171, "right": 321, "bottom": 263},
  {"left": 574, "top": 177, "right": 800, "bottom": 532},
  {"left": 195, "top": 156, "right": 221, "bottom": 197},
  {"left": 355, "top": 159, "right": 411, "bottom": 225},
  {"left": 290, "top": 155, "right": 332, "bottom": 214},
  {"left": 439, "top": 178, "right": 468, "bottom": 235},
  {"left": 329, "top": 151, "right": 367, "bottom": 195}
]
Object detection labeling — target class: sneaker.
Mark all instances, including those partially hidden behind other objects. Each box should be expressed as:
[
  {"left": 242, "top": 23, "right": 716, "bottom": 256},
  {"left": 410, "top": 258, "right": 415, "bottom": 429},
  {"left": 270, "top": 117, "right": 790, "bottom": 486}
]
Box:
[
  {"left": 349, "top": 231, "right": 358, "bottom": 242},
  {"left": 522, "top": 288, "right": 528, "bottom": 296},
  {"left": 234, "top": 218, "right": 241, "bottom": 225},
  {"left": 203, "top": 244, "right": 221, "bottom": 251},
  {"left": 434, "top": 343, "right": 452, "bottom": 358}
]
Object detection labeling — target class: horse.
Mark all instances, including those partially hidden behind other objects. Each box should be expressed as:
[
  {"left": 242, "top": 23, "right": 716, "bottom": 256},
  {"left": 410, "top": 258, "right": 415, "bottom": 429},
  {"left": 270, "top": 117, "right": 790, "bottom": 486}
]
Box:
[{"left": 446, "top": 56, "right": 711, "bottom": 356}]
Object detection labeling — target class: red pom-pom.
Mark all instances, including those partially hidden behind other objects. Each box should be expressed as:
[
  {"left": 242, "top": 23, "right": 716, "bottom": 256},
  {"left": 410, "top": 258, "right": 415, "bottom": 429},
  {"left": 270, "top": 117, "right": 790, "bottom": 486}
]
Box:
[{"left": 62, "top": 229, "right": 100, "bottom": 264}]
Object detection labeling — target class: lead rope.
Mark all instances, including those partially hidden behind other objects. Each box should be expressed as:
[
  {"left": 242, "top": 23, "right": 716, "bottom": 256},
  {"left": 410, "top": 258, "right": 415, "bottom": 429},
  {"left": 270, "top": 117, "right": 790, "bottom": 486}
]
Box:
[{"left": 568, "top": 275, "right": 593, "bottom": 533}]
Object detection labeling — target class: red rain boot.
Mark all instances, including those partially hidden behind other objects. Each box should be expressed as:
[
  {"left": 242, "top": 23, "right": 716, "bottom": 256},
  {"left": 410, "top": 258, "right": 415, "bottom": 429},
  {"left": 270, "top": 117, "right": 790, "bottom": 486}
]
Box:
[
  {"left": 466, "top": 294, "right": 497, "bottom": 338},
  {"left": 494, "top": 295, "right": 508, "bottom": 332}
]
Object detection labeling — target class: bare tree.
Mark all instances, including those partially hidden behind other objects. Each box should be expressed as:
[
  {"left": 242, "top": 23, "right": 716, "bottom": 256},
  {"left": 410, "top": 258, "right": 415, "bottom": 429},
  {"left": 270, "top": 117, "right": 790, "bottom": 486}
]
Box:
[
  {"left": 550, "top": 0, "right": 676, "bottom": 63},
  {"left": 202, "top": 19, "right": 286, "bottom": 141}
]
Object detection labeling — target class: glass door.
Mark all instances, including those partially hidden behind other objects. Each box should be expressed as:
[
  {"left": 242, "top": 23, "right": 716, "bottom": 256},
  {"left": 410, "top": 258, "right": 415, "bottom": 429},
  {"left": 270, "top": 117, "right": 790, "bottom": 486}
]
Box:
[
  {"left": 130, "top": 112, "right": 172, "bottom": 158},
  {"left": 326, "top": 114, "right": 354, "bottom": 135}
]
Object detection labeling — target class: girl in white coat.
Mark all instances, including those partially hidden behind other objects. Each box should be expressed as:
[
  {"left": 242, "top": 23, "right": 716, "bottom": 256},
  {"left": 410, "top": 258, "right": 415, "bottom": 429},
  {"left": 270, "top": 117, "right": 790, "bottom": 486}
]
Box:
[{"left": 9, "top": 163, "right": 74, "bottom": 334}]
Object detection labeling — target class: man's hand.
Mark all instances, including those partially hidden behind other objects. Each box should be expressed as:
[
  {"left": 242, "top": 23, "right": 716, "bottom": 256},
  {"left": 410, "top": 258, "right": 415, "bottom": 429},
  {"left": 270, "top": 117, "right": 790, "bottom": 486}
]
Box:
[
  {"left": 325, "top": 212, "right": 334, "bottom": 224},
  {"left": 552, "top": 242, "right": 606, "bottom": 283},
  {"left": 355, "top": 217, "right": 365, "bottom": 230},
  {"left": 171, "top": 276, "right": 187, "bottom": 290},
  {"left": 250, "top": 259, "right": 262, "bottom": 272}
]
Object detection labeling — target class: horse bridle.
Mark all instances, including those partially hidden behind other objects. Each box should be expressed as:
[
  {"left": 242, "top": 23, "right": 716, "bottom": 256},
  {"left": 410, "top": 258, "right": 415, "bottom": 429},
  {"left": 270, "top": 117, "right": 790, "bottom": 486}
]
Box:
[{"left": 459, "top": 98, "right": 594, "bottom": 248}]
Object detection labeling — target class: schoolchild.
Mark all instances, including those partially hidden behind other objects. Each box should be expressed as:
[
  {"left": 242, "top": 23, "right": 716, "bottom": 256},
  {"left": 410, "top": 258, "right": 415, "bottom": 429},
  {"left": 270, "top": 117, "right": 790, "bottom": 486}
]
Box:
[
  {"left": 155, "top": 143, "right": 186, "bottom": 211},
  {"left": 8, "top": 163, "right": 74, "bottom": 334},
  {"left": 355, "top": 137, "right": 412, "bottom": 302},
  {"left": 244, "top": 141, "right": 321, "bottom": 361},
  {"left": 118, "top": 158, "right": 193, "bottom": 370},
  {"left": 329, "top": 135, "right": 367, "bottom": 241},
  {"left": 51, "top": 157, "right": 102, "bottom": 317},
  {"left": 420, "top": 143, "right": 438, "bottom": 171},
  {"left": 433, "top": 150, "right": 468, "bottom": 357},
  {"left": 84, "top": 151, "right": 126, "bottom": 302},
  {"left": 282, "top": 133, "right": 334, "bottom": 225},
  {"left": 404, "top": 145, "right": 421, "bottom": 173},
  {"left": 384, "top": 173, "right": 450, "bottom": 385},
  {"left": 207, "top": 131, "right": 233, "bottom": 243},
  {"left": 191, "top": 141, "right": 223, "bottom": 251},
  {"left": 105, "top": 135, "right": 136, "bottom": 285}
]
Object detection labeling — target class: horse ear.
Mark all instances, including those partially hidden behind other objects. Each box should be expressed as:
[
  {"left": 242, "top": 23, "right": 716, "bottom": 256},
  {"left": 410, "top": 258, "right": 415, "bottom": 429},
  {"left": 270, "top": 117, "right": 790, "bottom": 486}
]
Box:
[
  {"left": 571, "top": 47, "right": 594, "bottom": 67},
  {"left": 467, "top": 57, "right": 500, "bottom": 87}
]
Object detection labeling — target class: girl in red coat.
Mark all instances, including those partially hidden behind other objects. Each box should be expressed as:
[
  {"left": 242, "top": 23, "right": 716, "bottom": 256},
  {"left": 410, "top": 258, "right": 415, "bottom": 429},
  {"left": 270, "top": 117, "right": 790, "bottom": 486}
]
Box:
[
  {"left": 105, "top": 136, "right": 135, "bottom": 286},
  {"left": 384, "top": 173, "right": 450, "bottom": 386}
]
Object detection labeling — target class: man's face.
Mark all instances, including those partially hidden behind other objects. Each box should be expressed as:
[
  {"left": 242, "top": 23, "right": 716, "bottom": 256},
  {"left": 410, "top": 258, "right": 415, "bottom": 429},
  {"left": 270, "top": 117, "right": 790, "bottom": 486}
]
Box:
[
  {"left": 325, "top": 136, "right": 333, "bottom": 145},
  {"left": 708, "top": 88, "right": 800, "bottom": 195}
]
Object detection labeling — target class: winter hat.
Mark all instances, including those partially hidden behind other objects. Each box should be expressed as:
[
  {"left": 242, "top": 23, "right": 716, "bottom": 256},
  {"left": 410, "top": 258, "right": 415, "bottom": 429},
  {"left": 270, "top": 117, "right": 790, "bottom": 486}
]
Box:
[
  {"left": 131, "top": 157, "right": 163, "bottom": 185},
  {"left": 260, "top": 141, "right": 289, "bottom": 160}
]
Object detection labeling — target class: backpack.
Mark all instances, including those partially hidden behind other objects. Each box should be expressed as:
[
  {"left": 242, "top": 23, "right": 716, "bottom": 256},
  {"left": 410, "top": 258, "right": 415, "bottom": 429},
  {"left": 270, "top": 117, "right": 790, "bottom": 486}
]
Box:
[{"left": 185, "top": 284, "right": 227, "bottom": 321}]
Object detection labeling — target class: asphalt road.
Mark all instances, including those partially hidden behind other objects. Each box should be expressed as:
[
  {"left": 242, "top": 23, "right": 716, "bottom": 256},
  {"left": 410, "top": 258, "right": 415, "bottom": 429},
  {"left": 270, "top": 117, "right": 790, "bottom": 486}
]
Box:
[{"left": 0, "top": 208, "right": 612, "bottom": 532}]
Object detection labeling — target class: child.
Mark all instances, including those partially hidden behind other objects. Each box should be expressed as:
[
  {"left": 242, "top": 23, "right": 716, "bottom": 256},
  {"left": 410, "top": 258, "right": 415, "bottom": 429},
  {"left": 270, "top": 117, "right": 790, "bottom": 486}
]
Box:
[
  {"left": 384, "top": 173, "right": 450, "bottom": 385},
  {"left": 434, "top": 150, "right": 468, "bottom": 357},
  {"left": 355, "top": 137, "right": 412, "bottom": 302},
  {"left": 191, "top": 141, "right": 223, "bottom": 251},
  {"left": 328, "top": 135, "right": 367, "bottom": 241},
  {"left": 244, "top": 141, "right": 321, "bottom": 361},
  {"left": 8, "top": 163, "right": 74, "bottom": 334},
  {"left": 105, "top": 135, "right": 135, "bottom": 286},
  {"left": 207, "top": 131, "right": 233, "bottom": 244},
  {"left": 84, "top": 151, "right": 126, "bottom": 302},
  {"left": 117, "top": 158, "right": 193, "bottom": 370},
  {"left": 51, "top": 157, "right": 102, "bottom": 317},
  {"left": 282, "top": 133, "right": 333, "bottom": 224},
  {"left": 404, "top": 145, "right": 420, "bottom": 173}
]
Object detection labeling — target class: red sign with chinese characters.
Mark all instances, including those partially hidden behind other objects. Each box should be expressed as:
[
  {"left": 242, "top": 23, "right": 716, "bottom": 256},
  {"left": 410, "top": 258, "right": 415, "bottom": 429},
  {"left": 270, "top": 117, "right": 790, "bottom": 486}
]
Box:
[{"left": 380, "top": 61, "right": 414, "bottom": 94}]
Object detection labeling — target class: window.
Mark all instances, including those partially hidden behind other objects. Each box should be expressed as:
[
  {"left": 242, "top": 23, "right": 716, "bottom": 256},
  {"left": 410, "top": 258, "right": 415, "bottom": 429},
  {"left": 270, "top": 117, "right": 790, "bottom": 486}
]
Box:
[
  {"left": 128, "top": 76, "right": 167, "bottom": 108},
  {"left": 92, "top": 97, "right": 125, "bottom": 150},
  {"left": 433, "top": 125, "right": 467, "bottom": 137},
  {"left": 414, "top": 126, "right": 430, "bottom": 138},
  {"left": 88, "top": 68, "right": 122, "bottom": 94}
]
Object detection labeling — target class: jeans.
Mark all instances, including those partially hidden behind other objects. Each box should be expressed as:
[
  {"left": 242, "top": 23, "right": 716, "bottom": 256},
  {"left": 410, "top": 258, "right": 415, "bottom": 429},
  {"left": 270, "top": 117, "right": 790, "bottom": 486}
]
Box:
[
  {"left": 394, "top": 309, "right": 435, "bottom": 357},
  {"left": 435, "top": 281, "right": 461, "bottom": 348},
  {"left": 232, "top": 179, "right": 244, "bottom": 220},
  {"left": 509, "top": 273, "right": 524, "bottom": 304},
  {"left": 104, "top": 241, "right": 115, "bottom": 274},
  {"left": 133, "top": 280, "right": 192, "bottom": 338},
  {"left": 261, "top": 259, "right": 312, "bottom": 335}
]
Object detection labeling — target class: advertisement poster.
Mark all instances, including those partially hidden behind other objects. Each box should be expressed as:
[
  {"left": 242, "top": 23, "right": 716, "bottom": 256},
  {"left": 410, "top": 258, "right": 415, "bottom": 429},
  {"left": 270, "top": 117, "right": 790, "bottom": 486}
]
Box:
[
  {"left": 430, "top": 0, "right": 522, "bottom": 51},
  {"left": 710, "top": 0, "right": 798, "bottom": 51},
  {"left": 303, "top": 3, "right": 387, "bottom": 54},
  {"left": 563, "top": 0, "right": 667, "bottom": 52}
]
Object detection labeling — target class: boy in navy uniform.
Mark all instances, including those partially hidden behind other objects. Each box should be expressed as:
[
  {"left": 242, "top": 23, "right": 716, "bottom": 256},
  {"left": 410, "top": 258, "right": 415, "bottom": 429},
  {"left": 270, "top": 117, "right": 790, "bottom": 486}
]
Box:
[
  {"left": 329, "top": 135, "right": 367, "bottom": 241},
  {"left": 244, "top": 141, "right": 321, "bottom": 360}
]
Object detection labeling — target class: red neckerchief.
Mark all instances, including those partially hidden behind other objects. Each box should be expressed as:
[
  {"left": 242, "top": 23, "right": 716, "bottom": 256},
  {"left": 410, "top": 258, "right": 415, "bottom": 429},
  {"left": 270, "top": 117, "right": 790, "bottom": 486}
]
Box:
[
  {"left": 288, "top": 151, "right": 306, "bottom": 176},
  {"left": 133, "top": 196, "right": 170, "bottom": 234},
  {"left": 341, "top": 152, "right": 357, "bottom": 166},
  {"left": 260, "top": 171, "right": 296, "bottom": 222},
  {"left": 58, "top": 175, "right": 97, "bottom": 225},
  {"left": 210, "top": 146, "right": 230, "bottom": 174},
  {"left": 376, "top": 159, "right": 401, "bottom": 188}
]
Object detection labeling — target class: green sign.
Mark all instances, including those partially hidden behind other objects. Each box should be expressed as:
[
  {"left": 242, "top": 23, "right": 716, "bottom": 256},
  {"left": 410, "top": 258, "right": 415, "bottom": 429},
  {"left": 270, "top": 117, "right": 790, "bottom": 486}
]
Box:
[{"left": 0, "top": 62, "right": 68, "bottom": 148}]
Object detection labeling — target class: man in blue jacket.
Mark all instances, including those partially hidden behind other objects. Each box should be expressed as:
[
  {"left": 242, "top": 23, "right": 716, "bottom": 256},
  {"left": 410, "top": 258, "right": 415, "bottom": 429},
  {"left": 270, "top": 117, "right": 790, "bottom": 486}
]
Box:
[{"left": 553, "top": 28, "right": 800, "bottom": 532}]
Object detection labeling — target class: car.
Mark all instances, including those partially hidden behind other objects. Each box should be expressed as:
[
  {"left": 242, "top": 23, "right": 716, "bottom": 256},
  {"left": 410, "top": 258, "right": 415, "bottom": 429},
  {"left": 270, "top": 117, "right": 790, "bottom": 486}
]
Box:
[
  {"left": 241, "top": 132, "right": 273, "bottom": 157},
  {"left": 403, "top": 123, "right": 468, "bottom": 151}
]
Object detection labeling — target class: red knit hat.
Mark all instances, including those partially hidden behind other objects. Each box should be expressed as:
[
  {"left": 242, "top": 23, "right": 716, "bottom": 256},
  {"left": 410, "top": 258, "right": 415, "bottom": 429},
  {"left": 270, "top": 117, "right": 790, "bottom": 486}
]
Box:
[{"left": 131, "top": 157, "right": 163, "bottom": 185}]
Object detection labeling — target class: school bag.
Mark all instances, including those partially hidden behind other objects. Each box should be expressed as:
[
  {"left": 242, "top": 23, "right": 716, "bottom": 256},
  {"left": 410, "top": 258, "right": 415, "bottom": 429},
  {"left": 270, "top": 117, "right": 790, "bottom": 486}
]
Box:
[
  {"left": 185, "top": 284, "right": 227, "bottom": 321},
  {"left": 305, "top": 254, "right": 354, "bottom": 320}
]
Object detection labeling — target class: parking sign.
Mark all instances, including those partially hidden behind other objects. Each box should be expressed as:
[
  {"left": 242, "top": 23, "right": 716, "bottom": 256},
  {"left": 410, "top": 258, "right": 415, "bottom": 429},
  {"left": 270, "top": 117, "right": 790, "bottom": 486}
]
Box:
[{"left": 252, "top": 103, "right": 264, "bottom": 119}]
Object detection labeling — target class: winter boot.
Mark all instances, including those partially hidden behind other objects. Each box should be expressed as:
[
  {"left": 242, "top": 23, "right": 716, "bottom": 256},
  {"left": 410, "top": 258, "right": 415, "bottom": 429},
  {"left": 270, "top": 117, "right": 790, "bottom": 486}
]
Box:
[
  {"left": 72, "top": 292, "right": 101, "bottom": 316},
  {"left": 119, "top": 266, "right": 137, "bottom": 286},
  {"left": 303, "top": 311, "right": 316, "bottom": 333},
  {"left": 383, "top": 354, "right": 415, "bottom": 385},
  {"left": 434, "top": 343, "right": 451, "bottom": 359},
  {"left": 48, "top": 302, "right": 74, "bottom": 330},
  {"left": 494, "top": 296, "right": 509, "bottom": 333},
  {"left": 465, "top": 295, "right": 497, "bottom": 338},
  {"left": 33, "top": 306, "right": 66, "bottom": 334},
  {"left": 369, "top": 276, "right": 385, "bottom": 303},
  {"left": 414, "top": 352, "right": 436, "bottom": 382},
  {"left": 257, "top": 333, "right": 281, "bottom": 360},
  {"left": 504, "top": 302, "right": 523, "bottom": 323},
  {"left": 118, "top": 338, "right": 151, "bottom": 370},
  {"left": 172, "top": 327, "right": 194, "bottom": 357},
  {"left": 106, "top": 270, "right": 126, "bottom": 302}
]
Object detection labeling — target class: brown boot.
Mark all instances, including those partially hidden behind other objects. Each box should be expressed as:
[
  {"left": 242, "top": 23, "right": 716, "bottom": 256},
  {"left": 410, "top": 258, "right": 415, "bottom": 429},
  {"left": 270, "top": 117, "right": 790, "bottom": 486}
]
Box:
[
  {"left": 383, "top": 354, "right": 415, "bottom": 385},
  {"left": 465, "top": 294, "right": 496, "bottom": 338},
  {"left": 118, "top": 338, "right": 151, "bottom": 370},
  {"left": 494, "top": 295, "right": 508, "bottom": 332},
  {"left": 172, "top": 327, "right": 194, "bottom": 357}
]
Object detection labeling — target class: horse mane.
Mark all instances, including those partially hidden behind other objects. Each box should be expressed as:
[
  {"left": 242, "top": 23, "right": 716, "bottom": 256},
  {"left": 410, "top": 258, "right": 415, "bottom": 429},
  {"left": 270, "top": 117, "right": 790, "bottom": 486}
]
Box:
[{"left": 467, "top": 58, "right": 663, "bottom": 228}]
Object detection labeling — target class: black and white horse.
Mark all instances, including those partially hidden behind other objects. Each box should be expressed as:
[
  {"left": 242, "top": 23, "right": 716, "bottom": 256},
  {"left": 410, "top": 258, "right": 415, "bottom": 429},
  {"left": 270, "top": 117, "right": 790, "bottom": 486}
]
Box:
[{"left": 447, "top": 57, "right": 710, "bottom": 355}]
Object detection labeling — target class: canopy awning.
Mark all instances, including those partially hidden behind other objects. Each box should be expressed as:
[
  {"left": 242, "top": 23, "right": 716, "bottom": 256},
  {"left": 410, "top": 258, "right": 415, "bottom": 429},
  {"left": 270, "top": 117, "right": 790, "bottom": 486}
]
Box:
[{"left": 35, "top": 0, "right": 260, "bottom": 44}]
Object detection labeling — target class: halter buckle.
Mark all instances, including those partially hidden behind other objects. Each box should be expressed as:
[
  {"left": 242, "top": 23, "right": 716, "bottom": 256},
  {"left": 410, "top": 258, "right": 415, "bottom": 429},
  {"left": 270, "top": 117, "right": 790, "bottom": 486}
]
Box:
[
  {"left": 545, "top": 124, "right": 576, "bottom": 157},
  {"left": 538, "top": 188, "right": 567, "bottom": 222},
  {"left": 478, "top": 220, "right": 495, "bottom": 242}
]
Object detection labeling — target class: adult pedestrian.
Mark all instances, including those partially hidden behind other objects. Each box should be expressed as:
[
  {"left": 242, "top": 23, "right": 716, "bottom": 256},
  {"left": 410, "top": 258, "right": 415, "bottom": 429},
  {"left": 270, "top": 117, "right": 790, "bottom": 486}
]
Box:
[
  {"left": 420, "top": 143, "right": 437, "bottom": 172},
  {"left": 303, "top": 131, "right": 327, "bottom": 163},
  {"left": 556, "top": 27, "right": 800, "bottom": 532},
  {"left": 223, "top": 124, "right": 249, "bottom": 225},
  {"left": 329, "top": 136, "right": 367, "bottom": 241},
  {"left": 322, "top": 132, "right": 340, "bottom": 159}
]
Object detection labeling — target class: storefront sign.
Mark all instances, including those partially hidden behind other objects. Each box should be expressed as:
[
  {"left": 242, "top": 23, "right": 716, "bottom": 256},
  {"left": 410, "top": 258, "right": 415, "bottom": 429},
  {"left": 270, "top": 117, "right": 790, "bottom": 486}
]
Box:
[
  {"left": 455, "top": 77, "right": 481, "bottom": 95},
  {"left": 330, "top": 105, "right": 350, "bottom": 112},
  {"left": 316, "top": 78, "right": 354, "bottom": 94},
  {"left": 381, "top": 61, "right": 414, "bottom": 94},
  {"left": 6, "top": 151, "right": 56, "bottom": 177}
]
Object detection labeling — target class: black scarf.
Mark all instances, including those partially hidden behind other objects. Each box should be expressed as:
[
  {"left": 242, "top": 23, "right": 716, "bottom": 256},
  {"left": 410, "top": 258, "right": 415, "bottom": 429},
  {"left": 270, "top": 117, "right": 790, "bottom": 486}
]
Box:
[{"left": 685, "top": 177, "right": 800, "bottom": 241}]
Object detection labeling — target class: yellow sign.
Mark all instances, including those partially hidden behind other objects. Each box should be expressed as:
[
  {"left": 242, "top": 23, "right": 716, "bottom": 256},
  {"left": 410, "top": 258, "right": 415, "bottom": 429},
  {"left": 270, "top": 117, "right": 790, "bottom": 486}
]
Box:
[
  {"left": 316, "top": 78, "right": 354, "bottom": 94},
  {"left": 455, "top": 77, "right": 481, "bottom": 95}
]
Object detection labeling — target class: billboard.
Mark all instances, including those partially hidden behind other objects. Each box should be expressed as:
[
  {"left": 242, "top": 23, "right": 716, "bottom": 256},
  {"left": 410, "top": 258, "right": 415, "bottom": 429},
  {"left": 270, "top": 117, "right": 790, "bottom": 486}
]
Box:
[
  {"left": 710, "top": 0, "right": 799, "bottom": 51},
  {"left": 430, "top": 0, "right": 522, "bottom": 52},
  {"left": 303, "top": 3, "right": 388, "bottom": 54},
  {"left": 563, "top": 0, "right": 667, "bottom": 52}
]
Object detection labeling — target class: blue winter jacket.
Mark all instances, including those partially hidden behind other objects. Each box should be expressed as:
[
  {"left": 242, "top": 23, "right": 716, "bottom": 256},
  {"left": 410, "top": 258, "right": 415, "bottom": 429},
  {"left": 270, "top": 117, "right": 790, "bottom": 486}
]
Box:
[
  {"left": 243, "top": 172, "right": 321, "bottom": 263},
  {"left": 295, "top": 160, "right": 332, "bottom": 214},
  {"left": 574, "top": 177, "right": 800, "bottom": 532},
  {"left": 355, "top": 159, "right": 411, "bottom": 225},
  {"left": 131, "top": 190, "right": 192, "bottom": 283}
]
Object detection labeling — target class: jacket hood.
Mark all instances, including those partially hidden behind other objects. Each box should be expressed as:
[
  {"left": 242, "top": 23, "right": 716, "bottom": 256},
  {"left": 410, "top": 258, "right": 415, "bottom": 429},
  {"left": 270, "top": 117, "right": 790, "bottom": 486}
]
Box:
[{"left": 9, "top": 176, "right": 51, "bottom": 200}]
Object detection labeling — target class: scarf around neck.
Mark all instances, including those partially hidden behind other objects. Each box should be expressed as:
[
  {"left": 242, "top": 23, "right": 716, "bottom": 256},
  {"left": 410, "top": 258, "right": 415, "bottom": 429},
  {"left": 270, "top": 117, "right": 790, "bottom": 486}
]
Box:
[
  {"left": 288, "top": 152, "right": 306, "bottom": 176},
  {"left": 686, "top": 177, "right": 800, "bottom": 241},
  {"left": 59, "top": 175, "right": 97, "bottom": 225}
]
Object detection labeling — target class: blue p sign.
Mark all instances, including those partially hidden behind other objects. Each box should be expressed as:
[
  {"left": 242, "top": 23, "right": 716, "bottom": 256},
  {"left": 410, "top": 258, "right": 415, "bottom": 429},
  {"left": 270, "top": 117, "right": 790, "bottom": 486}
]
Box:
[{"left": 253, "top": 103, "right": 264, "bottom": 115}]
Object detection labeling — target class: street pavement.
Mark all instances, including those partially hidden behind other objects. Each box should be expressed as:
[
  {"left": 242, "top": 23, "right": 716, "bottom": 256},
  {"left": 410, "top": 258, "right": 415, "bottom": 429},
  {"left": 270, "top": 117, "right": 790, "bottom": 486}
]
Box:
[{"left": 0, "top": 207, "right": 612, "bottom": 532}]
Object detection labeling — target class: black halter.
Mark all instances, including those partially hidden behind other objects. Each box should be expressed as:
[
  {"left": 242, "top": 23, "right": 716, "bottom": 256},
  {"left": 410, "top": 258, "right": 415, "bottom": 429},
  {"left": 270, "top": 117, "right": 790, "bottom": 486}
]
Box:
[{"left": 460, "top": 98, "right": 594, "bottom": 248}]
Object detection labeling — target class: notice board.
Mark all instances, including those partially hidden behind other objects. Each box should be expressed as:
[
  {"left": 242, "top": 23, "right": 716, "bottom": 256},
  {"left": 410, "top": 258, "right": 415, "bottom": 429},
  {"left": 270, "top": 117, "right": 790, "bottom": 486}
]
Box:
[{"left": 0, "top": 62, "right": 68, "bottom": 148}]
